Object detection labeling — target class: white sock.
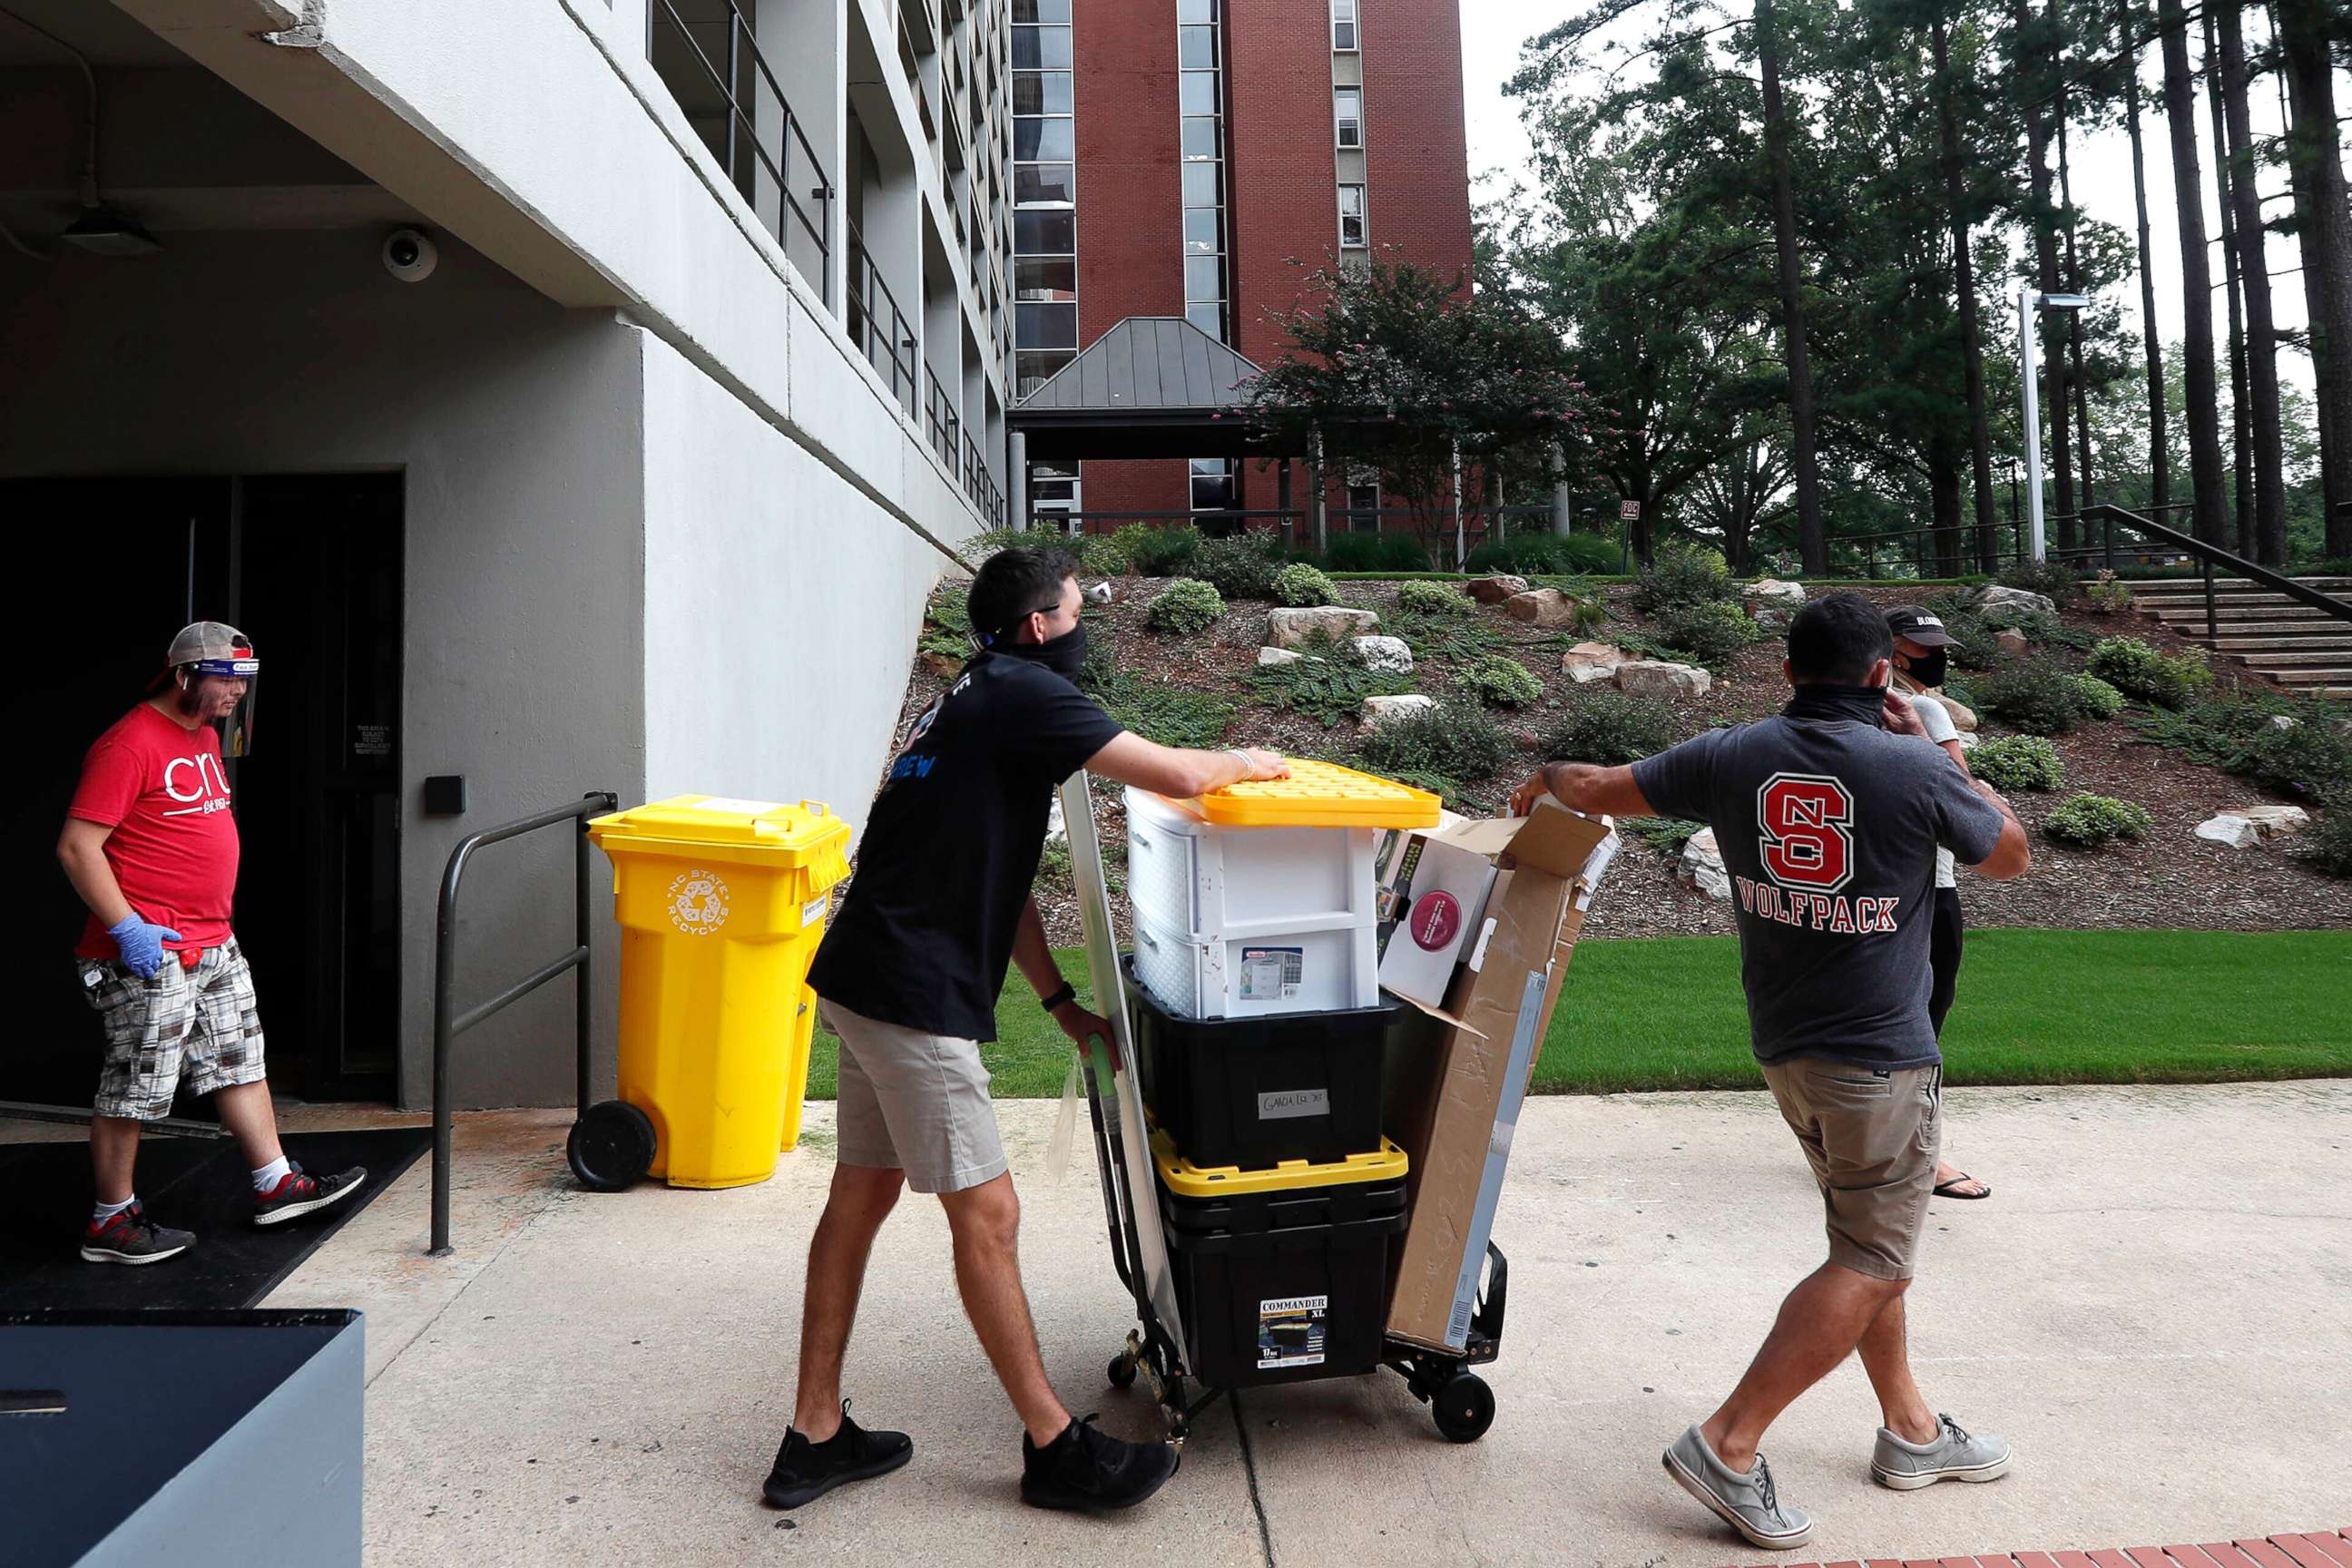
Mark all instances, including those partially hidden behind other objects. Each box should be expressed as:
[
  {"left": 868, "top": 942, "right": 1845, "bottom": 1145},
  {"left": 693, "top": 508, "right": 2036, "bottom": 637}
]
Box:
[
  {"left": 251, "top": 1155, "right": 293, "bottom": 1194},
  {"left": 93, "top": 1194, "right": 137, "bottom": 1225}
]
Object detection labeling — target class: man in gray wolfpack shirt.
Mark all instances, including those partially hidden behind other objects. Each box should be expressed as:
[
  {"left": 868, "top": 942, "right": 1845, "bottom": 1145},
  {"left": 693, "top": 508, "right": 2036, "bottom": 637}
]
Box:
[{"left": 1514, "top": 593, "right": 2029, "bottom": 1548}]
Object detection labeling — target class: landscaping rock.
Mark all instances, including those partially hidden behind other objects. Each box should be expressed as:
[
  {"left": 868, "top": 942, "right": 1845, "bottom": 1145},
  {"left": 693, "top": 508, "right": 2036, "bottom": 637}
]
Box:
[
  {"left": 1257, "top": 646, "right": 1311, "bottom": 668},
  {"left": 1467, "top": 574, "right": 1530, "bottom": 603},
  {"left": 1350, "top": 635, "right": 1416, "bottom": 674},
  {"left": 1977, "top": 584, "right": 2059, "bottom": 619},
  {"left": 2269, "top": 714, "right": 2299, "bottom": 732},
  {"left": 1504, "top": 588, "right": 1580, "bottom": 628},
  {"left": 1920, "top": 691, "right": 1978, "bottom": 732},
  {"left": 920, "top": 652, "right": 965, "bottom": 680},
  {"left": 1360, "top": 693, "right": 1437, "bottom": 728},
  {"left": 1267, "top": 605, "right": 1378, "bottom": 648},
  {"left": 1045, "top": 796, "right": 1067, "bottom": 848},
  {"left": 1994, "top": 628, "right": 2030, "bottom": 657},
  {"left": 1752, "top": 607, "right": 1793, "bottom": 636},
  {"left": 1744, "top": 578, "right": 1808, "bottom": 609},
  {"left": 1955, "top": 732, "right": 1980, "bottom": 752},
  {"left": 1085, "top": 580, "right": 1118, "bottom": 604},
  {"left": 1679, "top": 828, "right": 1732, "bottom": 903},
  {"left": 1615, "top": 659, "right": 1713, "bottom": 700},
  {"left": 1563, "top": 642, "right": 1632, "bottom": 684},
  {"left": 2226, "top": 804, "right": 2310, "bottom": 839},
  {"left": 2195, "top": 815, "right": 2266, "bottom": 849}
]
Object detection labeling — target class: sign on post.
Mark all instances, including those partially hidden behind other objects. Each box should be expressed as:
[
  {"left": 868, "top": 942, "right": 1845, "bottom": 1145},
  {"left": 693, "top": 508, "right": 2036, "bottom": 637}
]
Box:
[{"left": 1618, "top": 500, "right": 1642, "bottom": 522}]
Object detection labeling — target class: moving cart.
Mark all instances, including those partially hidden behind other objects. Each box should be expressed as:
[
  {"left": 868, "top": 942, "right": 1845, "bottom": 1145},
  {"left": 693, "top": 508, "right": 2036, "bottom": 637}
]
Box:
[{"left": 1075, "top": 1034, "right": 1509, "bottom": 1446}]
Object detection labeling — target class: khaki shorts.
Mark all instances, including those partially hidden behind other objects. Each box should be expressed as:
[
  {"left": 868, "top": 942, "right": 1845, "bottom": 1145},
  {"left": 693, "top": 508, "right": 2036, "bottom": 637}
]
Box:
[
  {"left": 1759, "top": 1058, "right": 1942, "bottom": 1281},
  {"left": 819, "top": 999, "right": 1008, "bottom": 1195},
  {"left": 80, "top": 940, "right": 268, "bottom": 1122}
]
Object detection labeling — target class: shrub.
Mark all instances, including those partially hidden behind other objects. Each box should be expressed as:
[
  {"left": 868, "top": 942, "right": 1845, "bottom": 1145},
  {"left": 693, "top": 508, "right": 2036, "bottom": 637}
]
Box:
[
  {"left": 1544, "top": 692, "right": 1685, "bottom": 765},
  {"left": 1357, "top": 698, "right": 1517, "bottom": 804},
  {"left": 1618, "top": 815, "right": 1702, "bottom": 858},
  {"left": 1125, "top": 524, "right": 1204, "bottom": 578},
  {"left": 1465, "top": 532, "right": 1623, "bottom": 576},
  {"left": 2130, "top": 693, "right": 2352, "bottom": 803},
  {"left": 2088, "top": 636, "right": 2213, "bottom": 709},
  {"left": 919, "top": 587, "right": 974, "bottom": 661},
  {"left": 1389, "top": 609, "right": 1504, "bottom": 665},
  {"left": 1191, "top": 534, "right": 1285, "bottom": 601},
  {"left": 1968, "top": 735, "right": 2065, "bottom": 792},
  {"left": 1462, "top": 654, "right": 1543, "bottom": 709},
  {"left": 965, "top": 525, "right": 1126, "bottom": 579},
  {"left": 2044, "top": 792, "right": 2154, "bottom": 848},
  {"left": 1566, "top": 592, "right": 1612, "bottom": 633},
  {"left": 2298, "top": 807, "right": 2352, "bottom": 877},
  {"left": 1995, "top": 557, "right": 2081, "bottom": 605},
  {"left": 1975, "top": 659, "right": 2096, "bottom": 735},
  {"left": 2085, "top": 571, "right": 2135, "bottom": 613},
  {"left": 1275, "top": 563, "right": 1339, "bottom": 607},
  {"left": 1652, "top": 598, "right": 1760, "bottom": 669},
  {"left": 1396, "top": 579, "right": 1469, "bottom": 615},
  {"left": 1631, "top": 544, "right": 1739, "bottom": 614},
  {"left": 1246, "top": 633, "right": 1413, "bottom": 726},
  {"left": 2070, "top": 673, "right": 2125, "bottom": 720},
  {"left": 1087, "top": 669, "right": 1234, "bottom": 749},
  {"left": 1322, "top": 532, "right": 1432, "bottom": 573},
  {"left": 1147, "top": 577, "right": 1225, "bottom": 634}
]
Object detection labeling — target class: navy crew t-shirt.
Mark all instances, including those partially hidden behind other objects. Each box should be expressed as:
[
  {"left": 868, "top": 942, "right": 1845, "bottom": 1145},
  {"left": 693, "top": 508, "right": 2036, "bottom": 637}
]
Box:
[
  {"left": 1631, "top": 705, "right": 2005, "bottom": 1070},
  {"left": 808, "top": 652, "right": 1124, "bottom": 1042}
]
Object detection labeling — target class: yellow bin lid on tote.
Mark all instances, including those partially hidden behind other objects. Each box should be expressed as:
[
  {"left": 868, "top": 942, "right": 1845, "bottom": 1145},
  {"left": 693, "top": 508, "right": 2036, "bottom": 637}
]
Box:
[
  {"left": 1151, "top": 1128, "right": 1410, "bottom": 1198},
  {"left": 1166, "top": 758, "right": 1440, "bottom": 830},
  {"left": 588, "top": 796, "right": 851, "bottom": 887}
]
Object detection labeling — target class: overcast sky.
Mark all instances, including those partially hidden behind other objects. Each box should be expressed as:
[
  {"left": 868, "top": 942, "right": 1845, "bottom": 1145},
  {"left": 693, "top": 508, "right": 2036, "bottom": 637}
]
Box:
[{"left": 1457, "top": 3, "right": 2336, "bottom": 400}]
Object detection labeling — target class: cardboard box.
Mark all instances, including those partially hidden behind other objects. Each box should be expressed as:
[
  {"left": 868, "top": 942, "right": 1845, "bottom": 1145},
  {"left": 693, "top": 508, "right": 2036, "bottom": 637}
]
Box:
[
  {"left": 1382, "top": 799, "right": 1619, "bottom": 1353},
  {"left": 1373, "top": 826, "right": 1501, "bottom": 1007}
]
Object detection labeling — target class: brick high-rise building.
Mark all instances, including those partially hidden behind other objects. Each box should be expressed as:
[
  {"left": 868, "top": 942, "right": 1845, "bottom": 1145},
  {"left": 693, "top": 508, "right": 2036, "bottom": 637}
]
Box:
[{"left": 1011, "top": 0, "right": 1475, "bottom": 527}]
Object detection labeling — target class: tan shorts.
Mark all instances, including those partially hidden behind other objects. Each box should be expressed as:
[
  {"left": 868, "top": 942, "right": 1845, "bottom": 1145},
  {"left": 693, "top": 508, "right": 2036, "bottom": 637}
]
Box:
[
  {"left": 819, "top": 999, "right": 1008, "bottom": 1195},
  {"left": 1760, "top": 1059, "right": 1943, "bottom": 1281}
]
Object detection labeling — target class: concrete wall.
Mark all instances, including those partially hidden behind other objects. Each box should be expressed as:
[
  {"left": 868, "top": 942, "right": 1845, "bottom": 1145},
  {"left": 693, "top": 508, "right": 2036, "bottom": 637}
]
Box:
[{"left": 0, "top": 229, "right": 647, "bottom": 1110}]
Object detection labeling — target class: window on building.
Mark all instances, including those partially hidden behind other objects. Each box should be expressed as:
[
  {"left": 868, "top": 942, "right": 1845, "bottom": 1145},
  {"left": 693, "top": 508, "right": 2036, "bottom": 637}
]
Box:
[
  {"left": 1347, "top": 472, "right": 1381, "bottom": 530},
  {"left": 1191, "top": 457, "right": 1238, "bottom": 512},
  {"left": 1014, "top": 3, "right": 1079, "bottom": 402},
  {"left": 1015, "top": 162, "right": 1076, "bottom": 204},
  {"left": 1183, "top": 208, "right": 1223, "bottom": 256},
  {"left": 1180, "top": 24, "right": 1218, "bottom": 68},
  {"left": 1181, "top": 162, "right": 1220, "bottom": 206},
  {"left": 1181, "top": 115, "right": 1220, "bottom": 161},
  {"left": 1334, "top": 88, "right": 1362, "bottom": 148},
  {"left": 1180, "top": 70, "right": 1218, "bottom": 116},
  {"left": 1014, "top": 257, "right": 1077, "bottom": 300},
  {"left": 1017, "top": 302, "right": 1078, "bottom": 350},
  {"left": 1014, "top": 0, "right": 1072, "bottom": 19},
  {"left": 1331, "top": 0, "right": 1358, "bottom": 50},
  {"left": 1012, "top": 71, "right": 1072, "bottom": 114},
  {"left": 1338, "top": 183, "right": 1367, "bottom": 248},
  {"left": 1177, "top": 0, "right": 1215, "bottom": 22},
  {"left": 1014, "top": 116, "right": 1074, "bottom": 161},
  {"left": 1012, "top": 24, "right": 1072, "bottom": 68}
]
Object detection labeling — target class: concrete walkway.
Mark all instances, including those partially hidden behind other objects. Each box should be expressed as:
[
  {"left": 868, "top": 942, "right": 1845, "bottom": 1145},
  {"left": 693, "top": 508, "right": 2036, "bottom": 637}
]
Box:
[{"left": 255, "top": 1081, "right": 2352, "bottom": 1567}]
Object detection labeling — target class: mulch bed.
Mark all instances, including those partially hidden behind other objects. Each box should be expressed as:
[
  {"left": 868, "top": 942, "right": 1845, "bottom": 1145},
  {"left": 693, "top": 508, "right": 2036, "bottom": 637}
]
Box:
[{"left": 878, "top": 574, "right": 2352, "bottom": 944}]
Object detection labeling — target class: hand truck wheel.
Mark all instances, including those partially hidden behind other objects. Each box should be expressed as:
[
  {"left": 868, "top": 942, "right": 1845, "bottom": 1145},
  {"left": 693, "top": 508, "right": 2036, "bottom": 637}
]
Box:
[
  {"left": 1108, "top": 1352, "right": 1139, "bottom": 1389},
  {"left": 1430, "top": 1372, "right": 1494, "bottom": 1444},
  {"left": 568, "top": 1100, "right": 656, "bottom": 1192}
]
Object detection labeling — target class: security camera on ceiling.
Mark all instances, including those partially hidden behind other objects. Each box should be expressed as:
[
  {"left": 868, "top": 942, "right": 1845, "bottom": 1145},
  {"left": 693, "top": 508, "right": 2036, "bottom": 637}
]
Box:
[{"left": 382, "top": 228, "right": 438, "bottom": 283}]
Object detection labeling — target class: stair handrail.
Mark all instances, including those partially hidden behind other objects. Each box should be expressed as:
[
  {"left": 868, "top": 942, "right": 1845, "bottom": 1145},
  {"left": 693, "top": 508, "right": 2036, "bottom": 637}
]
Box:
[{"left": 2079, "top": 505, "right": 2352, "bottom": 642}]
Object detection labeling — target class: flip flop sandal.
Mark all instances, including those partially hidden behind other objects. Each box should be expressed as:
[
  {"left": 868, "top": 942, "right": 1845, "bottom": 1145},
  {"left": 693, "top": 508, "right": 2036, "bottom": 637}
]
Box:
[{"left": 1932, "top": 1172, "right": 1992, "bottom": 1200}]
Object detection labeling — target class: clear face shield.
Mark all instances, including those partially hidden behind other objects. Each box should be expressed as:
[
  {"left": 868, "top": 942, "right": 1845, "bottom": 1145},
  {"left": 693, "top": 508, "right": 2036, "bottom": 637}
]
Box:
[{"left": 183, "top": 652, "right": 260, "bottom": 757}]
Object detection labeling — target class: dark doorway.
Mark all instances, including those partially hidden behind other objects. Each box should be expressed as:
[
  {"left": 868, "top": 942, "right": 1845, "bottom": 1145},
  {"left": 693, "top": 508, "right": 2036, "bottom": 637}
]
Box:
[{"left": 7, "top": 474, "right": 403, "bottom": 1112}]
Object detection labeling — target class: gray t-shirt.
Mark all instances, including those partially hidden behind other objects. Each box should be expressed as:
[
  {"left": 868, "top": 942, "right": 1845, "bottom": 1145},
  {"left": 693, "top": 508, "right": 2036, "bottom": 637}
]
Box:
[{"left": 1632, "top": 708, "right": 2005, "bottom": 1070}]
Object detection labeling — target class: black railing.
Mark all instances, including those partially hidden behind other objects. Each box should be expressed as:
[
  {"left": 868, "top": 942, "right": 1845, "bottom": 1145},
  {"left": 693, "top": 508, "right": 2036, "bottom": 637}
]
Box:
[
  {"left": 963, "top": 429, "right": 1004, "bottom": 523},
  {"left": 647, "top": 0, "right": 832, "bottom": 303},
  {"left": 429, "top": 792, "right": 616, "bottom": 1257},
  {"left": 2079, "top": 505, "right": 2352, "bottom": 641},
  {"left": 925, "top": 368, "right": 962, "bottom": 471},
  {"left": 848, "top": 222, "right": 919, "bottom": 416}
]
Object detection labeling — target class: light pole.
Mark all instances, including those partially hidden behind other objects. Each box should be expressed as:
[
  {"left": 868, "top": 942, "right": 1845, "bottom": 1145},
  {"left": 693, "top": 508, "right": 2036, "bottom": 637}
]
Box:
[{"left": 2016, "top": 285, "right": 2090, "bottom": 562}]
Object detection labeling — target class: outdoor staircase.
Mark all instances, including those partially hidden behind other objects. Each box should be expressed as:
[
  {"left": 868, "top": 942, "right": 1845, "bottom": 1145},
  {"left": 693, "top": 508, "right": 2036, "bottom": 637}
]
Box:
[{"left": 2129, "top": 576, "right": 2352, "bottom": 698}]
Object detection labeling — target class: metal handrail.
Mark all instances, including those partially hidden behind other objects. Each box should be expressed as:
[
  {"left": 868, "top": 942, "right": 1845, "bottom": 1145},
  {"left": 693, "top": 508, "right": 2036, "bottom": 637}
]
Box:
[
  {"left": 428, "top": 791, "right": 617, "bottom": 1256},
  {"left": 925, "top": 368, "right": 961, "bottom": 469},
  {"left": 647, "top": 0, "right": 833, "bottom": 304},
  {"left": 2080, "top": 504, "right": 2352, "bottom": 641},
  {"left": 848, "top": 220, "right": 919, "bottom": 415}
]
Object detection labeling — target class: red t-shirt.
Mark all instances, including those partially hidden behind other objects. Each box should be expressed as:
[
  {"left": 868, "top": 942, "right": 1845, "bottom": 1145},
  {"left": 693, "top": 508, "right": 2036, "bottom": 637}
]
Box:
[{"left": 69, "top": 703, "right": 240, "bottom": 962}]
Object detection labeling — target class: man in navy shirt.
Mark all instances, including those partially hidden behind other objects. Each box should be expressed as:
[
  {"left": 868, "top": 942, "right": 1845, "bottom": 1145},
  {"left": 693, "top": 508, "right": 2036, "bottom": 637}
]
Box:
[
  {"left": 771, "top": 546, "right": 1287, "bottom": 1518},
  {"left": 1515, "top": 593, "right": 2030, "bottom": 1548}
]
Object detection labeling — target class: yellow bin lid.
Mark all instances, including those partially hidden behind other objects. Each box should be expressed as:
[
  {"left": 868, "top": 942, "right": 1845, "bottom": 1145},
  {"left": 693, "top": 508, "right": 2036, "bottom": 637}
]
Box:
[
  {"left": 588, "top": 795, "right": 849, "bottom": 864},
  {"left": 1166, "top": 758, "right": 1440, "bottom": 829},
  {"left": 1151, "top": 1128, "right": 1409, "bottom": 1198}
]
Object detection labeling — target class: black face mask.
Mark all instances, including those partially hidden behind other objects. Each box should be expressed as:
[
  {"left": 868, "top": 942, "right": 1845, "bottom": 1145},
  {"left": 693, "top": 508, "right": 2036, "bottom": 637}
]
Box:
[
  {"left": 1784, "top": 682, "right": 1889, "bottom": 727},
  {"left": 1900, "top": 649, "right": 1949, "bottom": 690},
  {"left": 999, "top": 622, "right": 1088, "bottom": 679}
]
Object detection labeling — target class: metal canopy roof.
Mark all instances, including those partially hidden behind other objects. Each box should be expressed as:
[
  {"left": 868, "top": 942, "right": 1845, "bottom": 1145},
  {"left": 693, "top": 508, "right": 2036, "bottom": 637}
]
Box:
[{"left": 1011, "top": 317, "right": 1274, "bottom": 461}]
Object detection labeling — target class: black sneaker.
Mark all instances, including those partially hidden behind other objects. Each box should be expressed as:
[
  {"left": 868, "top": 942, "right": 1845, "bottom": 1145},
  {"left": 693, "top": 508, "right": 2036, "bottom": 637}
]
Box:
[
  {"left": 1019, "top": 1414, "right": 1179, "bottom": 1514},
  {"left": 81, "top": 1203, "right": 195, "bottom": 1265},
  {"left": 762, "top": 1400, "right": 914, "bottom": 1509},
  {"left": 253, "top": 1161, "right": 367, "bottom": 1227}
]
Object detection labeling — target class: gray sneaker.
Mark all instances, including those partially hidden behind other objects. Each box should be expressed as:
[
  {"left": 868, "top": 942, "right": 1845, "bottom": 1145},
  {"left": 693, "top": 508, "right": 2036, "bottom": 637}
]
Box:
[
  {"left": 1661, "top": 1423, "right": 1812, "bottom": 1550},
  {"left": 1872, "top": 1412, "right": 2013, "bottom": 1490}
]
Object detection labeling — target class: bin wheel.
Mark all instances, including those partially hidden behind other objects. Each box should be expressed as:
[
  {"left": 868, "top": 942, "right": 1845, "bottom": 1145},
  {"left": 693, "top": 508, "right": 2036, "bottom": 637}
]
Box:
[
  {"left": 1430, "top": 1373, "right": 1494, "bottom": 1444},
  {"left": 1108, "top": 1353, "right": 1138, "bottom": 1390},
  {"left": 568, "top": 1100, "right": 656, "bottom": 1193}
]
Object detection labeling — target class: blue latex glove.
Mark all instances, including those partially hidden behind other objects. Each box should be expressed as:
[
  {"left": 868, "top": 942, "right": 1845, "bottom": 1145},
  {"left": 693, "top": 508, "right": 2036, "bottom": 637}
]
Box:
[{"left": 107, "top": 915, "right": 181, "bottom": 981}]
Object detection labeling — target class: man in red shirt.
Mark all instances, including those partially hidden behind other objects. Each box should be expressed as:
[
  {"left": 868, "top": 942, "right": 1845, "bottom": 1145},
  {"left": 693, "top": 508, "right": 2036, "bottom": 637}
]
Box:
[{"left": 57, "top": 622, "right": 365, "bottom": 1264}]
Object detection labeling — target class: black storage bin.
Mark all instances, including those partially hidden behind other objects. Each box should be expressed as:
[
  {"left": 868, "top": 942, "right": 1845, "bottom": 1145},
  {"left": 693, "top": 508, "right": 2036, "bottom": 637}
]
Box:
[
  {"left": 1124, "top": 956, "right": 1397, "bottom": 1170},
  {"left": 1154, "top": 1135, "right": 1408, "bottom": 1388}
]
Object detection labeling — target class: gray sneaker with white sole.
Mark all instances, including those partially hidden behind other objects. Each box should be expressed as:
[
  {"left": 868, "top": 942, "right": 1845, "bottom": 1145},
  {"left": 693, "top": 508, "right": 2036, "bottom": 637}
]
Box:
[
  {"left": 1661, "top": 1423, "right": 1812, "bottom": 1550},
  {"left": 1872, "top": 1412, "right": 2013, "bottom": 1489}
]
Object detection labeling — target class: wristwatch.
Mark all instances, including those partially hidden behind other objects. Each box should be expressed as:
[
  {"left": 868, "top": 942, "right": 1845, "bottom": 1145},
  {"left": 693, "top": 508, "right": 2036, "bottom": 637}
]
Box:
[{"left": 1038, "top": 983, "right": 1078, "bottom": 1014}]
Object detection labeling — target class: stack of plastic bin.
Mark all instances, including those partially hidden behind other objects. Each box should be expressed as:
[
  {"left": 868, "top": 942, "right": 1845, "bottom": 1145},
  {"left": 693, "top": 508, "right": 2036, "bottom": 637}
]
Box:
[{"left": 1122, "top": 760, "right": 1439, "bottom": 1387}]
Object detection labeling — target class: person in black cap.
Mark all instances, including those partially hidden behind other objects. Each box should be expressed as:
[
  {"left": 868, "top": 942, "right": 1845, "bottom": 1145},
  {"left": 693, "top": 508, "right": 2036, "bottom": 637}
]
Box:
[{"left": 1884, "top": 605, "right": 1989, "bottom": 1202}]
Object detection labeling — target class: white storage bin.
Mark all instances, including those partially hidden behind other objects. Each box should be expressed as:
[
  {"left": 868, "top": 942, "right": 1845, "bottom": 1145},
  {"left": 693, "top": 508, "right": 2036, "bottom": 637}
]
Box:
[
  {"left": 1123, "top": 788, "right": 1378, "bottom": 943},
  {"left": 1130, "top": 906, "right": 1382, "bottom": 1020}
]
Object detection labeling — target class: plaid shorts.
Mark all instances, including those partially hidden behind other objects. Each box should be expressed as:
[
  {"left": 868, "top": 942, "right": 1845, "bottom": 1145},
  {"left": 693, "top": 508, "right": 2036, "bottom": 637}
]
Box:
[{"left": 79, "top": 939, "right": 268, "bottom": 1122}]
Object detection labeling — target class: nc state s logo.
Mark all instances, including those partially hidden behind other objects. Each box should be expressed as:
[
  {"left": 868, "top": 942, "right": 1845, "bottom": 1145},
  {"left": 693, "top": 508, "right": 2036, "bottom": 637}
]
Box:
[{"left": 1757, "top": 772, "right": 1856, "bottom": 891}]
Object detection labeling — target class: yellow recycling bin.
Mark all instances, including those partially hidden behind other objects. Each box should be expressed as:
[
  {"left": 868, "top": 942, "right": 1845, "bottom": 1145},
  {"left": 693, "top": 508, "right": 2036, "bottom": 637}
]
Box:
[{"left": 587, "top": 796, "right": 850, "bottom": 1190}]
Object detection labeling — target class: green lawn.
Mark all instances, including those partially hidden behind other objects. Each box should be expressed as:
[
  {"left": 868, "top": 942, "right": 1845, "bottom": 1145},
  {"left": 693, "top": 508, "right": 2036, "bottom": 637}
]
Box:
[{"left": 806, "top": 929, "right": 2352, "bottom": 1099}]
